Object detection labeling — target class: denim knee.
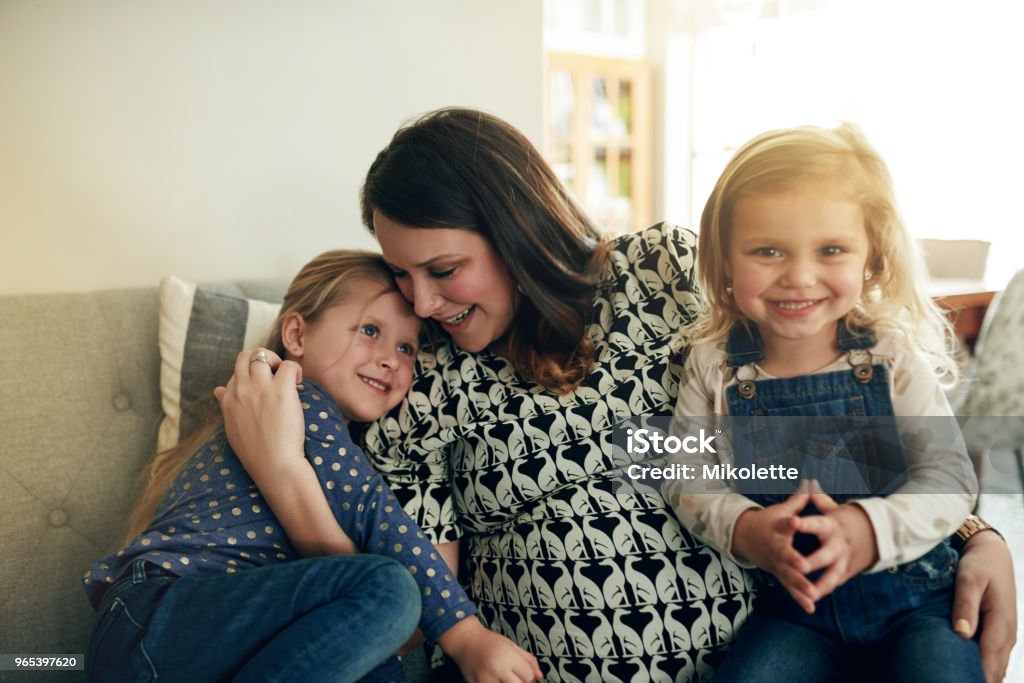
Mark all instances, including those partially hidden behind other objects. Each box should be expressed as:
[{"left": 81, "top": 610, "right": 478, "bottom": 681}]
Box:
[{"left": 364, "top": 555, "right": 422, "bottom": 636}]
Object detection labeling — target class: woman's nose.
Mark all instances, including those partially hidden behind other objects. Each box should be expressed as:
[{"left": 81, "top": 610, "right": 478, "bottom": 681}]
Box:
[{"left": 412, "top": 282, "right": 444, "bottom": 318}]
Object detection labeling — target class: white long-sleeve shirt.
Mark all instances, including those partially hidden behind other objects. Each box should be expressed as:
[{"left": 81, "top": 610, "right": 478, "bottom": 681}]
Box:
[{"left": 664, "top": 329, "right": 976, "bottom": 572}]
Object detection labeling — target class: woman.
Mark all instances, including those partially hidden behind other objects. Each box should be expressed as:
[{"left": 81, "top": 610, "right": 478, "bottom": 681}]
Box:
[{"left": 219, "top": 108, "right": 1016, "bottom": 682}]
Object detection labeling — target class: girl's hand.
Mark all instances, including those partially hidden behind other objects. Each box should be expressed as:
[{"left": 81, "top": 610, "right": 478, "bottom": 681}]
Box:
[
  {"left": 791, "top": 488, "right": 877, "bottom": 606},
  {"left": 731, "top": 482, "right": 817, "bottom": 613},
  {"left": 952, "top": 529, "right": 1017, "bottom": 683},
  {"left": 214, "top": 348, "right": 305, "bottom": 479},
  {"left": 438, "top": 616, "right": 543, "bottom": 682}
]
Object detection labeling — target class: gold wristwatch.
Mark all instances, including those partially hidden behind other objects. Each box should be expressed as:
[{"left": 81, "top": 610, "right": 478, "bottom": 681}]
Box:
[{"left": 954, "top": 515, "right": 1001, "bottom": 548}]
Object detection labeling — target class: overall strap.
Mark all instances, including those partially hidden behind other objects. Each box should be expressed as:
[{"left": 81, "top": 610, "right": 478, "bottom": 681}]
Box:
[
  {"left": 837, "top": 319, "right": 877, "bottom": 350},
  {"left": 726, "top": 323, "right": 764, "bottom": 368}
]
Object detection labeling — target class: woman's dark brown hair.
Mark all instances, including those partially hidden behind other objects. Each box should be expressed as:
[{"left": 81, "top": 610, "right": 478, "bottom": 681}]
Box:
[{"left": 361, "top": 107, "right": 607, "bottom": 394}]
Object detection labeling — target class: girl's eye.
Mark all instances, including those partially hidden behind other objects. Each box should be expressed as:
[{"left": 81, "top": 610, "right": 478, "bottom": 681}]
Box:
[
  {"left": 390, "top": 269, "right": 409, "bottom": 279},
  {"left": 821, "top": 246, "right": 845, "bottom": 256},
  {"left": 753, "top": 247, "right": 780, "bottom": 257},
  {"left": 429, "top": 268, "right": 456, "bottom": 279},
  {"left": 397, "top": 342, "right": 415, "bottom": 356},
  {"left": 360, "top": 324, "right": 380, "bottom": 338}
]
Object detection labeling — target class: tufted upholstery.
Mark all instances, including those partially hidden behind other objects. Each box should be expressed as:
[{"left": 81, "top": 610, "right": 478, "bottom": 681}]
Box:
[
  {"left": 957, "top": 268, "right": 1024, "bottom": 497},
  {"left": 0, "top": 280, "right": 287, "bottom": 681}
]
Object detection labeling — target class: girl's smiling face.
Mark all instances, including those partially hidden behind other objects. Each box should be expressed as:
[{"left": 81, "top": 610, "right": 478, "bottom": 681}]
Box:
[
  {"left": 283, "top": 285, "right": 420, "bottom": 422},
  {"left": 726, "top": 189, "right": 870, "bottom": 356},
  {"left": 372, "top": 210, "right": 518, "bottom": 353}
]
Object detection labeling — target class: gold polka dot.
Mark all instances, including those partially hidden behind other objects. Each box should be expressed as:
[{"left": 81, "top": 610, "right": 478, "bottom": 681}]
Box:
[
  {"left": 219, "top": 468, "right": 229, "bottom": 476},
  {"left": 456, "top": 610, "right": 465, "bottom": 619},
  {"left": 385, "top": 506, "right": 393, "bottom": 513},
  {"left": 247, "top": 531, "right": 256, "bottom": 539},
  {"left": 380, "top": 522, "right": 389, "bottom": 531},
  {"left": 343, "top": 484, "right": 352, "bottom": 492},
  {"left": 314, "top": 456, "right": 323, "bottom": 465},
  {"left": 326, "top": 434, "right": 335, "bottom": 441},
  {"left": 180, "top": 557, "right": 189, "bottom": 565},
  {"left": 319, "top": 411, "right": 328, "bottom": 419},
  {"left": 161, "top": 534, "right": 170, "bottom": 541},
  {"left": 412, "top": 547, "right": 421, "bottom": 556},
  {"left": 252, "top": 505, "right": 261, "bottom": 513},
  {"left": 183, "top": 482, "right": 192, "bottom": 490},
  {"left": 265, "top": 526, "right": 274, "bottom": 534},
  {"left": 427, "top": 568, "right": 436, "bottom": 577},
  {"left": 342, "top": 502, "right": 350, "bottom": 511},
  {"left": 141, "top": 538, "right": 151, "bottom": 546},
  {"left": 212, "top": 513, "right": 222, "bottom": 520},
  {"left": 276, "top": 553, "right": 286, "bottom": 560},
  {"left": 398, "top": 525, "right": 408, "bottom": 534},
  {"left": 301, "top": 402, "right": 310, "bottom": 409},
  {"left": 310, "top": 424, "right": 319, "bottom": 432},
  {"left": 331, "top": 463, "right": 341, "bottom": 471},
  {"left": 409, "top": 566, "right": 417, "bottom": 574},
  {"left": 338, "top": 447, "right": 347, "bottom": 456},
  {"left": 209, "top": 501, "right": 218, "bottom": 508},
  {"left": 227, "top": 537, "right": 237, "bottom": 545},
  {"left": 423, "top": 587, "right": 432, "bottom": 596},
  {"left": 226, "top": 567, "right": 236, "bottom": 573},
  {"left": 441, "top": 589, "right": 450, "bottom": 598},
  {"left": 437, "top": 608, "right": 445, "bottom": 616},
  {"left": 394, "top": 544, "right": 403, "bottom": 552},
  {"left": 231, "top": 507, "right": 242, "bottom": 516},
  {"left": 326, "top": 481, "right": 335, "bottom": 490},
  {"left": 162, "top": 561, "right": 172, "bottom": 569},
  {"left": 195, "top": 462, "right": 204, "bottom": 469}
]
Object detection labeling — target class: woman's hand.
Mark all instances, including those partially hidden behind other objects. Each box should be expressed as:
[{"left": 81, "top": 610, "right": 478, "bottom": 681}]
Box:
[
  {"left": 215, "top": 348, "right": 357, "bottom": 556},
  {"left": 731, "top": 483, "right": 817, "bottom": 613},
  {"left": 953, "top": 529, "right": 1017, "bottom": 683},
  {"left": 438, "top": 616, "right": 543, "bottom": 682},
  {"left": 215, "top": 348, "right": 306, "bottom": 479}
]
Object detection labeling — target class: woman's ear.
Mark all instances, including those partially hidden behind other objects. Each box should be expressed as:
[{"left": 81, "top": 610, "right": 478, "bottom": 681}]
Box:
[{"left": 280, "top": 312, "right": 306, "bottom": 358}]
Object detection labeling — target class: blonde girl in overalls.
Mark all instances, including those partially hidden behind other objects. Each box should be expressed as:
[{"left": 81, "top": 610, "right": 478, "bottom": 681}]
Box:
[{"left": 665, "top": 124, "right": 982, "bottom": 682}]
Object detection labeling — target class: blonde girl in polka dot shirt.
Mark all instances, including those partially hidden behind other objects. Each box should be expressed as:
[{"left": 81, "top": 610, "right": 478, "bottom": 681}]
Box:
[{"left": 84, "top": 250, "right": 542, "bottom": 683}]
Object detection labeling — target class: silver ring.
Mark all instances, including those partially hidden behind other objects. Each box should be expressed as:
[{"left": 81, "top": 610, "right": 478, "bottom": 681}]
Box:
[{"left": 249, "top": 350, "right": 271, "bottom": 367}]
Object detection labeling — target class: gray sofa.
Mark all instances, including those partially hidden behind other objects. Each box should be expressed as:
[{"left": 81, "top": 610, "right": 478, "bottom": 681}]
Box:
[{"left": 0, "top": 280, "right": 289, "bottom": 681}]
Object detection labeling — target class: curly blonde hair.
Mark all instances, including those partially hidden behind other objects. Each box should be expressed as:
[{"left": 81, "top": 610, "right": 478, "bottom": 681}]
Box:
[{"left": 695, "top": 122, "right": 958, "bottom": 383}]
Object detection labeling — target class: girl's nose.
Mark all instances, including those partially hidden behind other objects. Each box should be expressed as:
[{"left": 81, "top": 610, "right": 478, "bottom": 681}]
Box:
[{"left": 781, "top": 259, "right": 817, "bottom": 288}]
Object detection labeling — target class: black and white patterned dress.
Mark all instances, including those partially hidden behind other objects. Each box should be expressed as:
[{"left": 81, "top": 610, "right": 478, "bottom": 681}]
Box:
[{"left": 361, "top": 224, "right": 756, "bottom": 682}]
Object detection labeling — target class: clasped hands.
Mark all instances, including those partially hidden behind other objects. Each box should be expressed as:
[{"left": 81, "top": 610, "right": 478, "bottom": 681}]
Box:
[{"left": 731, "top": 479, "right": 877, "bottom": 615}]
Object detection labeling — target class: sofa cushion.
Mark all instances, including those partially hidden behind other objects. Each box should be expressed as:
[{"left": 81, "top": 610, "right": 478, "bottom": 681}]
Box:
[{"left": 158, "top": 276, "right": 281, "bottom": 451}]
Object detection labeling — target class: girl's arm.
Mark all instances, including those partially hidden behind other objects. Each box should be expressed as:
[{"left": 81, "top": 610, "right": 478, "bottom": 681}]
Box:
[
  {"left": 664, "top": 348, "right": 817, "bottom": 610},
  {"left": 218, "top": 349, "right": 541, "bottom": 681},
  {"left": 662, "top": 348, "right": 762, "bottom": 566},
  {"left": 844, "top": 344, "right": 976, "bottom": 571},
  {"left": 215, "top": 349, "right": 356, "bottom": 556}
]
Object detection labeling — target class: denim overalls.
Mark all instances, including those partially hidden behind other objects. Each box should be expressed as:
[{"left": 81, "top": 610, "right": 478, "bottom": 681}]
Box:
[{"left": 711, "top": 321, "right": 983, "bottom": 683}]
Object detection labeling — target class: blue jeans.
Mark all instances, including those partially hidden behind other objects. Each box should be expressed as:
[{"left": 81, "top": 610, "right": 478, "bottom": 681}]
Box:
[
  {"left": 712, "top": 543, "right": 983, "bottom": 683},
  {"left": 87, "top": 555, "right": 420, "bottom": 682}
]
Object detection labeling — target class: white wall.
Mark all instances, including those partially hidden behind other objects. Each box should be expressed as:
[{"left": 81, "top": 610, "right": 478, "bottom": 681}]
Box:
[{"left": 0, "top": 0, "right": 543, "bottom": 295}]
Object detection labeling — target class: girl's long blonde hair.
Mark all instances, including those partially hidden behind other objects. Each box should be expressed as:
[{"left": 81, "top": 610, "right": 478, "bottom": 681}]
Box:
[
  {"left": 696, "top": 123, "right": 958, "bottom": 383},
  {"left": 122, "top": 250, "right": 396, "bottom": 544}
]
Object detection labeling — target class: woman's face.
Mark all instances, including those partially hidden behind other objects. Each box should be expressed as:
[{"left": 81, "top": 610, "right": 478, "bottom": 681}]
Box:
[{"left": 373, "top": 211, "right": 517, "bottom": 352}]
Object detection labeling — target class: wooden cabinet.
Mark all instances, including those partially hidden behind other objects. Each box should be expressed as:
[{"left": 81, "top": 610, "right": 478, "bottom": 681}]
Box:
[{"left": 544, "top": 52, "right": 652, "bottom": 234}]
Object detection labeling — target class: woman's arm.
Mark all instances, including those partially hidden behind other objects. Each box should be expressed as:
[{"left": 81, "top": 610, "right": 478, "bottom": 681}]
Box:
[
  {"left": 215, "top": 348, "right": 356, "bottom": 556},
  {"left": 953, "top": 527, "right": 1017, "bottom": 683}
]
